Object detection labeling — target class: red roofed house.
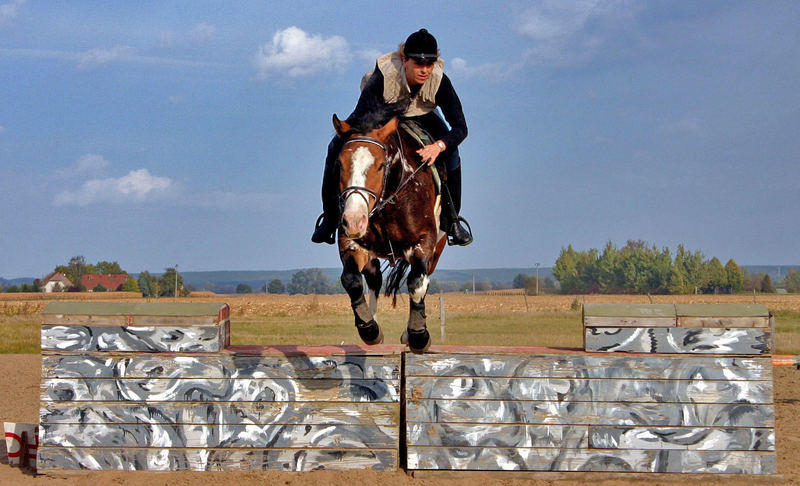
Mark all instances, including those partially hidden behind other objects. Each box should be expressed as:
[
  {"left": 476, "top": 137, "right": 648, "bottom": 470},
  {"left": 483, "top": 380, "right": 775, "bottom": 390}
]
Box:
[
  {"left": 41, "top": 272, "right": 73, "bottom": 293},
  {"left": 81, "top": 274, "right": 129, "bottom": 292}
]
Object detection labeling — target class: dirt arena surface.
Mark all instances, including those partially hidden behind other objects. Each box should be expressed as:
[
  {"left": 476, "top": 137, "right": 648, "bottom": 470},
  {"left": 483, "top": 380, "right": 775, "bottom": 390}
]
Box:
[{"left": 0, "top": 353, "right": 797, "bottom": 485}]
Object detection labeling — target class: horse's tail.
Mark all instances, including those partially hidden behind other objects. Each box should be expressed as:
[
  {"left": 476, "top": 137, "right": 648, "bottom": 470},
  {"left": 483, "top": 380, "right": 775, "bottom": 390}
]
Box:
[{"left": 384, "top": 260, "right": 410, "bottom": 307}]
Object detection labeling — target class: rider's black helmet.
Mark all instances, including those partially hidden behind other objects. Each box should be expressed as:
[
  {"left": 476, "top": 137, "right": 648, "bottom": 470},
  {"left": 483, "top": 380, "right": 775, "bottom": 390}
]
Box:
[{"left": 404, "top": 29, "right": 438, "bottom": 64}]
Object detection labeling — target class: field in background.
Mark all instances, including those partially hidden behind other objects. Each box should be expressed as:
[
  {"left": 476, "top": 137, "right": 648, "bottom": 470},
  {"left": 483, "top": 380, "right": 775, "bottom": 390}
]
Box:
[{"left": 1, "top": 292, "right": 799, "bottom": 354}]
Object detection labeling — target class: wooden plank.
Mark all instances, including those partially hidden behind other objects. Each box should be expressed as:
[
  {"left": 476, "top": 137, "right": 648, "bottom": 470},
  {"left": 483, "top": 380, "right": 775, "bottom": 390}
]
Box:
[
  {"left": 678, "top": 317, "right": 770, "bottom": 328},
  {"left": 41, "top": 423, "right": 398, "bottom": 448},
  {"left": 405, "top": 377, "right": 773, "bottom": 404},
  {"left": 584, "top": 327, "right": 771, "bottom": 354},
  {"left": 405, "top": 354, "right": 772, "bottom": 381},
  {"left": 42, "top": 315, "right": 226, "bottom": 326},
  {"left": 42, "top": 302, "right": 228, "bottom": 318},
  {"left": 583, "top": 304, "right": 676, "bottom": 318},
  {"left": 42, "top": 354, "right": 401, "bottom": 380},
  {"left": 227, "top": 344, "right": 406, "bottom": 356},
  {"left": 588, "top": 425, "right": 774, "bottom": 451},
  {"left": 675, "top": 304, "right": 769, "bottom": 317},
  {"left": 41, "top": 325, "right": 226, "bottom": 353},
  {"left": 407, "top": 447, "right": 775, "bottom": 474},
  {"left": 40, "top": 401, "right": 400, "bottom": 426},
  {"left": 583, "top": 316, "right": 676, "bottom": 328},
  {"left": 37, "top": 447, "right": 398, "bottom": 471},
  {"left": 42, "top": 377, "right": 401, "bottom": 403},
  {"left": 407, "top": 423, "right": 588, "bottom": 448},
  {"left": 405, "top": 400, "right": 774, "bottom": 428}
]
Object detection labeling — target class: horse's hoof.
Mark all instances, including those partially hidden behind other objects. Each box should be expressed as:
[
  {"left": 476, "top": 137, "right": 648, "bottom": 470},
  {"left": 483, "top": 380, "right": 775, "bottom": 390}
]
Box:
[
  {"left": 357, "top": 320, "right": 383, "bottom": 345},
  {"left": 403, "top": 328, "right": 431, "bottom": 354}
]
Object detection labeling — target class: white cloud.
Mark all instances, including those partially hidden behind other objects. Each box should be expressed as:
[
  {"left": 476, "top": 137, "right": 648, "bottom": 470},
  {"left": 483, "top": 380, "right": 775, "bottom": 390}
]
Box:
[
  {"left": 0, "top": 0, "right": 27, "bottom": 25},
  {"left": 448, "top": 57, "right": 521, "bottom": 82},
  {"left": 159, "top": 22, "right": 217, "bottom": 48},
  {"left": 0, "top": 125, "right": 5, "bottom": 133},
  {"left": 252, "top": 26, "right": 351, "bottom": 80},
  {"left": 55, "top": 153, "right": 110, "bottom": 178},
  {"left": 515, "top": 0, "right": 640, "bottom": 67},
  {"left": 77, "top": 45, "right": 136, "bottom": 69},
  {"left": 659, "top": 112, "right": 705, "bottom": 137},
  {"left": 54, "top": 169, "right": 174, "bottom": 206}
]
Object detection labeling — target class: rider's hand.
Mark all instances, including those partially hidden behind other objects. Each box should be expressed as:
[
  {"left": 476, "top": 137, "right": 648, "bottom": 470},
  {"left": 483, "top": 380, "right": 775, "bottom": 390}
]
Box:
[{"left": 417, "top": 141, "right": 446, "bottom": 166}]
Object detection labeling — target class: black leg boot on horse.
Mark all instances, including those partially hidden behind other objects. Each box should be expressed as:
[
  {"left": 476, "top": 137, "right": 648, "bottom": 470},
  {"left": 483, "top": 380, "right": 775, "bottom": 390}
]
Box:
[
  {"left": 442, "top": 164, "right": 473, "bottom": 246},
  {"left": 311, "top": 138, "right": 343, "bottom": 244}
]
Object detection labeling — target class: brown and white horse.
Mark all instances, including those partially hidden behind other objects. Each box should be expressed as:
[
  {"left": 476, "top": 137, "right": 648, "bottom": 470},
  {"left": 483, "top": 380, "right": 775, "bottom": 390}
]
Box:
[{"left": 333, "top": 114, "right": 447, "bottom": 353}]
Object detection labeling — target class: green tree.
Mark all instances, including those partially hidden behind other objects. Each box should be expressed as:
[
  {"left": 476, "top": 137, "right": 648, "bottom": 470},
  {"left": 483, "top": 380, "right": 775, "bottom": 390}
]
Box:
[
  {"left": 724, "top": 259, "right": 744, "bottom": 293},
  {"left": 158, "top": 267, "right": 183, "bottom": 297},
  {"left": 287, "top": 269, "right": 332, "bottom": 294},
  {"left": 761, "top": 274, "right": 776, "bottom": 293},
  {"left": 92, "top": 284, "right": 107, "bottom": 292},
  {"left": 236, "top": 283, "right": 253, "bottom": 294},
  {"left": 267, "top": 279, "right": 285, "bottom": 294},
  {"left": 512, "top": 273, "right": 528, "bottom": 289},
  {"left": 121, "top": 278, "right": 140, "bottom": 293},
  {"left": 784, "top": 268, "right": 800, "bottom": 293},
  {"left": 96, "top": 261, "right": 125, "bottom": 275},
  {"left": 138, "top": 271, "right": 158, "bottom": 297},
  {"left": 703, "top": 257, "right": 727, "bottom": 293},
  {"left": 674, "top": 245, "right": 705, "bottom": 293}
]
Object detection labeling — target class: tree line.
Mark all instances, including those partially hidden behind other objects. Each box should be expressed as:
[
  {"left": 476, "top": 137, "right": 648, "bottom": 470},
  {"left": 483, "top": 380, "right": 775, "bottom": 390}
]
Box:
[{"left": 552, "top": 240, "right": 782, "bottom": 294}]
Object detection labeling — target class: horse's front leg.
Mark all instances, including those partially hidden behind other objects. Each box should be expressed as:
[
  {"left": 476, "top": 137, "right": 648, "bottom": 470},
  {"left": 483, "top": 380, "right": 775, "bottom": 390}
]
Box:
[
  {"left": 341, "top": 251, "right": 383, "bottom": 345},
  {"left": 403, "top": 257, "right": 431, "bottom": 353}
]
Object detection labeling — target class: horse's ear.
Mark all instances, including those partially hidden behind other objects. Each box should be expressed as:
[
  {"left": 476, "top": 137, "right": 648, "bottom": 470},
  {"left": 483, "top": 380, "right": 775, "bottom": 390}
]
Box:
[
  {"left": 375, "top": 117, "right": 398, "bottom": 142},
  {"left": 333, "top": 114, "right": 351, "bottom": 136}
]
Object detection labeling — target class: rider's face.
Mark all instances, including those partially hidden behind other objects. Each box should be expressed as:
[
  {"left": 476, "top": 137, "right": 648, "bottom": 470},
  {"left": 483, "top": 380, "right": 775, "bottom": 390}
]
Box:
[{"left": 403, "top": 57, "right": 435, "bottom": 87}]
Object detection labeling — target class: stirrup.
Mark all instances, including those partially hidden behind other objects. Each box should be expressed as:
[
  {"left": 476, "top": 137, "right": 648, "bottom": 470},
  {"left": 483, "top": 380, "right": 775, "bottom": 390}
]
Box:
[
  {"left": 447, "top": 216, "right": 473, "bottom": 246},
  {"left": 311, "top": 213, "right": 336, "bottom": 244}
]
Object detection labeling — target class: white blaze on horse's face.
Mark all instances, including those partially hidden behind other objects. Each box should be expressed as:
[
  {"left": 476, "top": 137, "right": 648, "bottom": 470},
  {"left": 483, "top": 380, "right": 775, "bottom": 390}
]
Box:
[{"left": 342, "top": 145, "right": 377, "bottom": 238}]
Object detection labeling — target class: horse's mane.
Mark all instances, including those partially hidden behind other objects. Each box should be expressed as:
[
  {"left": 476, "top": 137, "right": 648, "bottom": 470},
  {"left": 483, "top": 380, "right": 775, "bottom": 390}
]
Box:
[{"left": 344, "top": 102, "right": 406, "bottom": 137}]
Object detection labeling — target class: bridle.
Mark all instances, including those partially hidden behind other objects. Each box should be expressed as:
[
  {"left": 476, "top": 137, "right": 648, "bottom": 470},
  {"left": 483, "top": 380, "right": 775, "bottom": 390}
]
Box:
[
  {"left": 338, "top": 133, "right": 427, "bottom": 221},
  {"left": 338, "top": 136, "right": 390, "bottom": 219}
]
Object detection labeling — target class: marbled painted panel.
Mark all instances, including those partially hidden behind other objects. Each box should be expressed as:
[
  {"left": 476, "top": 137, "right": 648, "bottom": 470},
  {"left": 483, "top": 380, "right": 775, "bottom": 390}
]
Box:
[
  {"left": 405, "top": 355, "right": 771, "bottom": 381},
  {"left": 584, "top": 327, "right": 771, "bottom": 354},
  {"left": 42, "top": 354, "right": 400, "bottom": 381},
  {"left": 589, "top": 426, "right": 774, "bottom": 451},
  {"left": 42, "top": 325, "right": 225, "bottom": 353},
  {"left": 41, "top": 401, "right": 399, "bottom": 426},
  {"left": 41, "top": 423, "right": 397, "bottom": 448},
  {"left": 37, "top": 447, "right": 398, "bottom": 471},
  {"left": 407, "top": 423, "right": 588, "bottom": 448},
  {"left": 405, "top": 399, "right": 774, "bottom": 428},
  {"left": 42, "top": 377, "right": 400, "bottom": 403},
  {"left": 407, "top": 447, "right": 776, "bottom": 473},
  {"left": 406, "top": 377, "right": 772, "bottom": 404}
]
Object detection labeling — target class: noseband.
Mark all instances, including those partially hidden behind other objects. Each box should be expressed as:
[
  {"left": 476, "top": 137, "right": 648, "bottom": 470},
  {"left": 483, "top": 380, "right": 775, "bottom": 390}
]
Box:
[{"left": 339, "top": 136, "right": 389, "bottom": 217}]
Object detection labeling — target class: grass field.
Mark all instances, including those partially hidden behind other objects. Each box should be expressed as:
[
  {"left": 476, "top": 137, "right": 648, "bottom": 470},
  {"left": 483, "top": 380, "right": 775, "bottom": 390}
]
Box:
[{"left": 2, "top": 291, "right": 800, "bottom": 354}]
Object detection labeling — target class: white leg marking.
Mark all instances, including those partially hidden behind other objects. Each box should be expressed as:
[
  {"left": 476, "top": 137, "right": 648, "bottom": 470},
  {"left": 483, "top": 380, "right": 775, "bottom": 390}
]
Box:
[
  {"left": 369, "top": 289, "right": 378, "bottom": 316},
  {"left": 410, "top": 275, "right": 429, "bottom": 303}
]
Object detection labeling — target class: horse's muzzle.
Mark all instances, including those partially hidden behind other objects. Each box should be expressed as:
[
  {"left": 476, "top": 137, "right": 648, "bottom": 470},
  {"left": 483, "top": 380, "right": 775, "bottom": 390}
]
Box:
[{"left": 342, "top": 210, "right": 368, "bottom": 239}]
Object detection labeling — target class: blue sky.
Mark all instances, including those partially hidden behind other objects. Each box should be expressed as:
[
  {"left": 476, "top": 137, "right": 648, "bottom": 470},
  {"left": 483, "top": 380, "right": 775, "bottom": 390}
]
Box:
[{"left": 1, "top": 1, "right": 798, "bottom": 278}]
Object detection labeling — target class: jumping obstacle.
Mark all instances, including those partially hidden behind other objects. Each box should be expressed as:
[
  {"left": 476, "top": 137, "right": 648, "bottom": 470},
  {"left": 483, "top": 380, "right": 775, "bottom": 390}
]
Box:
[{"left": 37, "top": 302, "right": 776, "bottom": 474}]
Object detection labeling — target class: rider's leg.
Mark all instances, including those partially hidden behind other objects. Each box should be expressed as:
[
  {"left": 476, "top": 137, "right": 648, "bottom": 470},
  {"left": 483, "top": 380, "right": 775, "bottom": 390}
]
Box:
[
  {"left": 311, "top": 137, "right": 343, "bottom": 244},
  {"left": 441, "top": 151, "right": 473, "bottom": 246}
]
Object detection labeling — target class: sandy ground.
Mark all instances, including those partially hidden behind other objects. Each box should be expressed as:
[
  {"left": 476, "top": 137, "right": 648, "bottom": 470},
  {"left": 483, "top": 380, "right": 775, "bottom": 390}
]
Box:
[{"left": 0, "top": 354, "right": 796, "bottom": 485}]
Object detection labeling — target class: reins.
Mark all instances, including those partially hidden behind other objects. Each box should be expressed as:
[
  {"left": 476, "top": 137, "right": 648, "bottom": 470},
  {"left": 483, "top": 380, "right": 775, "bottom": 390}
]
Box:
[{"left": 339, "top": 132, "right": 427, "bottom": 219}]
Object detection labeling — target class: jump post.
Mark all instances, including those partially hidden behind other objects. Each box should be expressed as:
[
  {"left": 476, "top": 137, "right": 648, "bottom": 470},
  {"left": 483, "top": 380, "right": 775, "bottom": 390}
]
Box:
[{"left": 37, "top": 301, "right": 776, "bottom": 475}]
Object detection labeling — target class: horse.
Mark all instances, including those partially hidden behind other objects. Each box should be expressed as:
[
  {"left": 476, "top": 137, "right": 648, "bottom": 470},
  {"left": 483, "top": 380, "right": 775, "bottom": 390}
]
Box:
[{"left": 332, "top": 113, "right": 447, "bottom": 353}]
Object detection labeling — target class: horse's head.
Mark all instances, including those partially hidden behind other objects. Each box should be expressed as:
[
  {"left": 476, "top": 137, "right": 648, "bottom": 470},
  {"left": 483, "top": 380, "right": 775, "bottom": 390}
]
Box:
[{"left": 333, "top": 114, "right": 398, "bottom": 239}]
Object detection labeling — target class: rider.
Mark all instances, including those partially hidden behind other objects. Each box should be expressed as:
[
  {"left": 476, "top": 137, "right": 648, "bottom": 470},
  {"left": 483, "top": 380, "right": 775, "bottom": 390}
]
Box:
[{"left": 312, "top": 28, "right": 473, "bottom": 246}]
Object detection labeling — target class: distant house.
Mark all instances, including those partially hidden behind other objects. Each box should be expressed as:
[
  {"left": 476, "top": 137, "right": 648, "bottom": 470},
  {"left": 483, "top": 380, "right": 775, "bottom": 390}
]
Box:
[
  {"left": 81, "top": 274, "right": 129, "bottom": 291},
  {"left": 41, "top": 272, "right": 73, "bottom": 293}
]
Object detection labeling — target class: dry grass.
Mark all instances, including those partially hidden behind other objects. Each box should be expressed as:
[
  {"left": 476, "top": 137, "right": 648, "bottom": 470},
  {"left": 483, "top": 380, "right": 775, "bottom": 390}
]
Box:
[{"left": 1, "top": 292, "right": 799, "bottom": 353}]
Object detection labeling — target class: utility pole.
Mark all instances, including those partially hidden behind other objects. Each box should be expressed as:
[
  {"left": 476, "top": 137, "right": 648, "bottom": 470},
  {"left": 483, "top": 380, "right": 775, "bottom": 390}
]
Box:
[
  {"left": 535, "top": 262, "right": 540, "bottom": 296},
  {"left": 174, "top": 264, "right": 178, "bottom": 298}
]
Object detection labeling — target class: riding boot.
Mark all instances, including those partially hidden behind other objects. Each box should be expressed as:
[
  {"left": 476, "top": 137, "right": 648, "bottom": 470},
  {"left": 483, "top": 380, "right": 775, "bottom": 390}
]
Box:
[
  {"left": 443, "top": 165, "right": 473, "bottom": 246},
  {"left": 311, "top": 138, "right": 342, "bottom": 244}
]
